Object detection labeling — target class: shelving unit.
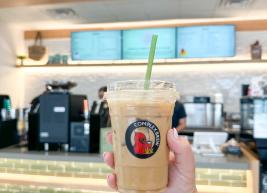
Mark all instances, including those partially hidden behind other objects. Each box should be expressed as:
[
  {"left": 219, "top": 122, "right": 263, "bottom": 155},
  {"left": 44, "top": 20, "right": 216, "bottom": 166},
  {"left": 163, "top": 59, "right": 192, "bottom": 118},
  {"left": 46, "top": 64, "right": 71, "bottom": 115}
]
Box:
[{"left": 16, "top": 59, "right": 267, "bottom": 68}]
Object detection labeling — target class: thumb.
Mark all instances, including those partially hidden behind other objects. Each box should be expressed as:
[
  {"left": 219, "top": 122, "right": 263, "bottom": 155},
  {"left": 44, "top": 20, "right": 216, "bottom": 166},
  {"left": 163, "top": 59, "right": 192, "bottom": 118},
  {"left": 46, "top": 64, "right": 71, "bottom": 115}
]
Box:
[{"left": 167, "top": 129, "right": 195, "bottom": 177}]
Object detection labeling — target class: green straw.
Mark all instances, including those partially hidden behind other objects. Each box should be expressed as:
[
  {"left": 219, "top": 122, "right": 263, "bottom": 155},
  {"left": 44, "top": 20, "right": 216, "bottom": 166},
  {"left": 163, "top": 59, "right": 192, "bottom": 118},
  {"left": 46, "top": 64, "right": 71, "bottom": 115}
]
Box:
[{"left": 144, "top": 34, "right": 158, "bottom": 90}]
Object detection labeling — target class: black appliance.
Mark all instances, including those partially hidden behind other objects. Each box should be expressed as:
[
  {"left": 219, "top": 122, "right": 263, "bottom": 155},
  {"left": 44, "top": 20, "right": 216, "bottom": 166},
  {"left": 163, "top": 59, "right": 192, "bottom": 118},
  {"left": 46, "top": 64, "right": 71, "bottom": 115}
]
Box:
[
  {"left": 70, "top": 122, "right": 89, "bottom": 152},
  {"left": 28, "top": 113, "right": 43, "bottom": 151},
  {"left": 0, "top": 119, "right": 18, "bottom": 148},
  {"left": 39, "top": 93, "right": 70, "bottom": 144},
  {"left": 28, "top": 91, "right": 87, "bottom": 150},
  {"left": 89, "top": 114, "right": 100, "bottom": 153}
]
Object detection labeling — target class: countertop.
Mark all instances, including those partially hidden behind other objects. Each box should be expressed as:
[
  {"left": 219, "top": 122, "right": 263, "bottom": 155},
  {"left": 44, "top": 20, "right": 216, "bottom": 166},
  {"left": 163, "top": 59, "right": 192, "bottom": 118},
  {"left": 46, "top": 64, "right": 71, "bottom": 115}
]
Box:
[
  {"left": 0, "top": 146, "right": 249, "bottom": 170},
  {"left": 195, "top": 153, "right": 248, "bottom": 169},
  {"left": 180, "top": 127, "right": 243, "bottom": 134},
  {"left": 0, "top": 146, "right": 103, "bottom": 162}
]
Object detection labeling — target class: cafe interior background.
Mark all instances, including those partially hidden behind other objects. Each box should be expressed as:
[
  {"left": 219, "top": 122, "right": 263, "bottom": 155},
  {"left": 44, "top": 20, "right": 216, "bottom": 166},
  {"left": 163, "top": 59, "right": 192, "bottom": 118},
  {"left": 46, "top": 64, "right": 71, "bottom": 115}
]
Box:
[{"left": 0, "top": 0, "right": 267, "bottom": 193}]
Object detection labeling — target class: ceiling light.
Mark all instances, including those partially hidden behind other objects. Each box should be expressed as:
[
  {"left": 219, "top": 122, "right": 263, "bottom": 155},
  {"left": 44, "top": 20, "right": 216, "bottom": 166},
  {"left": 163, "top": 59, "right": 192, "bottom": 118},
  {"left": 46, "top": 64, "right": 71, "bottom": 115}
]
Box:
[
  {"left": 219, "top": 0, "right": 255, "bottom": 8},
  {"left": 46, "top": 8, "right": 78, "bottom": 19}
]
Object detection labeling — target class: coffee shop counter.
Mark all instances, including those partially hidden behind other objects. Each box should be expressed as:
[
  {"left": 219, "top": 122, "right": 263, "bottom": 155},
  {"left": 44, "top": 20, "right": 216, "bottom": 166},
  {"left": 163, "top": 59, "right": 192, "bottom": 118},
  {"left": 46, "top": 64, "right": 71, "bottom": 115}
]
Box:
[{"left": 0, "top": 143, "right": 259, "bottom": 193}]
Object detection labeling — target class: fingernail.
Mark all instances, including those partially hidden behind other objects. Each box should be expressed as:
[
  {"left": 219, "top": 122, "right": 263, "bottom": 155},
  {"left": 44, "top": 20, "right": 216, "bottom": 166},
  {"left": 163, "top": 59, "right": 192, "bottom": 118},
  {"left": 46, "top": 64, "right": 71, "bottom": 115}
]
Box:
[
  {"left": 107, "top": 174, "right": 111, "bottom": 182},
  {"left": 103, "top": 152, "right": 107, "bottom": 159}
]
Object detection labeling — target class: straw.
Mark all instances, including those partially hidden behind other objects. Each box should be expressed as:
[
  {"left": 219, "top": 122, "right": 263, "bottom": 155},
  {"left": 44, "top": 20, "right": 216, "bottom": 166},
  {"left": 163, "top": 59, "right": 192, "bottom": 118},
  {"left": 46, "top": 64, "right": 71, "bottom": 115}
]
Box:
[{"left": 144, "top": 34, "right": 158, "bottom": 90}]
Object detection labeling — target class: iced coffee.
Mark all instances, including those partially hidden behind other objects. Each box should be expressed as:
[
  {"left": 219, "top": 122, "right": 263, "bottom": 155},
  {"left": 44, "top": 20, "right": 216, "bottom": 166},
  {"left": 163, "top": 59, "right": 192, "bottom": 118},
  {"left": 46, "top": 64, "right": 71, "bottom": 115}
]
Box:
[{"left": 107, "top": 80, "right": 176, "bottom": 193}]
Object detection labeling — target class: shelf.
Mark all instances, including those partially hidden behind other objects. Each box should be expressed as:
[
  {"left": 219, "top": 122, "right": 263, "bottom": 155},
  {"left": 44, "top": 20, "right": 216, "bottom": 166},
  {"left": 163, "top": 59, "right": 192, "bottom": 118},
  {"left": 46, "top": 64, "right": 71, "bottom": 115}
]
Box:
[{"left": 16, "top": 59, "right": 267, "bottom": 68}]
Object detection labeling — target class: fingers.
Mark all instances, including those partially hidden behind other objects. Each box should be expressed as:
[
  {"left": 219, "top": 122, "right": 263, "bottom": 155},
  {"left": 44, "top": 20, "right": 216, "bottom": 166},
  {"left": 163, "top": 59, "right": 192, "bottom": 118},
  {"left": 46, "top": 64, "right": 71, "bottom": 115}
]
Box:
[
  {"left": 107, "top": 173, "right": 118, "bottom": 190},
  {"left": 104, "top": 131, "right": 114, "bottom": 168},
  {"left": 167, "top": 128, "right": 195, "bottom": 175},
  {"left": 106, "top": 131, "right": 113, "bottom": 144},
  {"left": 104, "top": 131, "right": 117, "bottom": 190},
  {"left": 167, "top": 128, "right": 189, "bottom": 154},
  {"left": 103, "top": 152, "right": 115, "bottom": 169}
]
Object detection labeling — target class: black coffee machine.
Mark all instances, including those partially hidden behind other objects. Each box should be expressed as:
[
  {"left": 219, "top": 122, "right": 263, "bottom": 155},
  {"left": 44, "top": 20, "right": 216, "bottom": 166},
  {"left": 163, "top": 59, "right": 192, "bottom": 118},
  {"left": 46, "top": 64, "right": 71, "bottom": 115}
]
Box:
[{"left": 27, "top": 81, "right": 100, "bottom": 152}]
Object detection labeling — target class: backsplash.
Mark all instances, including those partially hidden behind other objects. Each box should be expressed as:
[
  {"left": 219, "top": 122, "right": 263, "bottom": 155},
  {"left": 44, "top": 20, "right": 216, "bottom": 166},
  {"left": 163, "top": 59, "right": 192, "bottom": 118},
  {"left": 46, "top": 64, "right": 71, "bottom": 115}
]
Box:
[{"left": 23, "top": 62, "right": 267, "bottom": 113}]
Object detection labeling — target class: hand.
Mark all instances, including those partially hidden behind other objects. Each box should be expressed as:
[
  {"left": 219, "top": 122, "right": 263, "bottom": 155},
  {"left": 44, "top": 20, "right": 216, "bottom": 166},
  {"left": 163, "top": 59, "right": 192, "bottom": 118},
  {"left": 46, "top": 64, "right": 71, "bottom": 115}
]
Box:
[{"left": 103, "top": 128, "right": 197, "bottom": 193}]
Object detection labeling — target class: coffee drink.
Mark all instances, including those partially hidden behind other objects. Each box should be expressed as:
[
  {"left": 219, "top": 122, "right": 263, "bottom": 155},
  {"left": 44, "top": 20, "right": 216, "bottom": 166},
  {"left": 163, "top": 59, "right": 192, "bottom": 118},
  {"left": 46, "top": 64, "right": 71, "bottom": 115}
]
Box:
[{"left": 107, "top": 80, "right": 176, "bottom": 193}]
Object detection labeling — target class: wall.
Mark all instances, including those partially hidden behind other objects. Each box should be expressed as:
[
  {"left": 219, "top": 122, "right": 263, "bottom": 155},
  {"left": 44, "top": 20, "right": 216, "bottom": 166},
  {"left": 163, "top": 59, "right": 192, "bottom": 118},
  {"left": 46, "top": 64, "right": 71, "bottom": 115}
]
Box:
[
  {"left": 22, "top": 31, "right": 267, "bottom": 112},
  {"left": 0, "top": 22, "right": 24, "bottom": 108}
]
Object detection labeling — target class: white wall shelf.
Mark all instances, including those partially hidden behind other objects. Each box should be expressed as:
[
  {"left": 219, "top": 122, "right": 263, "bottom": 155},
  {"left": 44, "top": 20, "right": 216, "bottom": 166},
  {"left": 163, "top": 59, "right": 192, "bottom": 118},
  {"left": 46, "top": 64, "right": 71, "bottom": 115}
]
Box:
[{"left": 16, "top": 59, "right": 267, "bottom": 68}]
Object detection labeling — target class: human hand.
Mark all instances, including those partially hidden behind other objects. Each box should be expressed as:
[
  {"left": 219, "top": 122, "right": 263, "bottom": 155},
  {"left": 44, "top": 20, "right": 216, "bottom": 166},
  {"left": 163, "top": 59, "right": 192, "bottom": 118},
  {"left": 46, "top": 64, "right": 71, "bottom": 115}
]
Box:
[{"left": 103, "top": 128, "right": 197, "bottom": 193}]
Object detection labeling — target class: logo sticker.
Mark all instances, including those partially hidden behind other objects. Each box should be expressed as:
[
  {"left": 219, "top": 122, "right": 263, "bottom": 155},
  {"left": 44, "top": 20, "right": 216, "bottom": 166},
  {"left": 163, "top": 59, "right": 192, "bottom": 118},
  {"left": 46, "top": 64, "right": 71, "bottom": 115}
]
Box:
[{"left": 125, "top": 120, "right": 160, "bottom": 159}]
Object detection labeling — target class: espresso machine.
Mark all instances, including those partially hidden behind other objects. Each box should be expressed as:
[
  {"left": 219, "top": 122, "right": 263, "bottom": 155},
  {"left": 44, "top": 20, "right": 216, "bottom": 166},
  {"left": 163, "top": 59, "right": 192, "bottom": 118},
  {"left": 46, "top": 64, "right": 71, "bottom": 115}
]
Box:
[
  {"left": 28, "top": 81, "right": 89, "bottom": 152},
  {"left": 182, "top": 96, "right": 224, "bottom": 129}
]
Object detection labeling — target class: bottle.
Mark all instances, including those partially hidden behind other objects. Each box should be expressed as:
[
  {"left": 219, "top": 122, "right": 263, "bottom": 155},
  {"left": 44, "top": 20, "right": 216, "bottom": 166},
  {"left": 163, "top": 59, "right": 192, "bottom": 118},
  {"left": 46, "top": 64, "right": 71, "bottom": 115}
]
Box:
[
  {"left": 83, "top": 99, "right": 90, "bottom": 136},
  {"left": 83, "top": 99, "right": 89, "bottom": 121},
  {"left": 3, "top": 99, "right": 11, "bottom": 120}
]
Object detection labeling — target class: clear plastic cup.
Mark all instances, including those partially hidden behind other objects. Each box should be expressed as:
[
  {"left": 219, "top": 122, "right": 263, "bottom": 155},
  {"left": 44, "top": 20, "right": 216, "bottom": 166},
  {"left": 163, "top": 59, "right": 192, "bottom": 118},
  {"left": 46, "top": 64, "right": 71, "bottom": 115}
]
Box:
[{"left": 106, "top": 80, "right": 176, "bottom": 193}]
